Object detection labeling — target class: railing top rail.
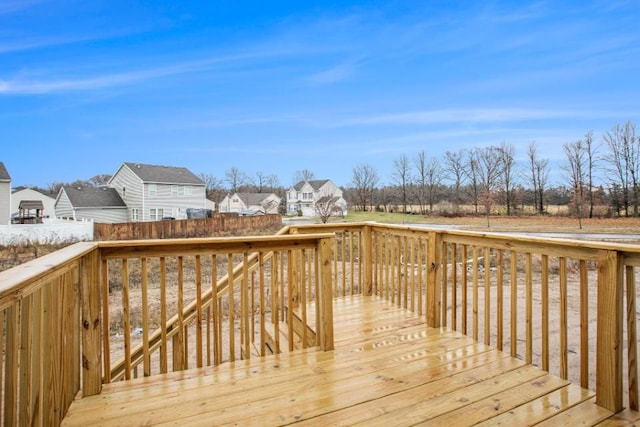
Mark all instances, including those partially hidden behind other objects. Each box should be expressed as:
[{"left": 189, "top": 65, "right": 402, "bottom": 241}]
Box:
[
  {"left": 359, "top": 222, "right": 640, "bottom": 257},
  {"left": 0, "top": 241, "right": 97, "bottom": 310},
  {"left": 97, "top": 232, "right": 336, "bottom": 259}
]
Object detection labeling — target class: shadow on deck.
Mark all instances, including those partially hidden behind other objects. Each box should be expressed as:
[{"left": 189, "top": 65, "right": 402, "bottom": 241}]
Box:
[{"left": 62, "top": 296, "right": 630, "bottom": 426}]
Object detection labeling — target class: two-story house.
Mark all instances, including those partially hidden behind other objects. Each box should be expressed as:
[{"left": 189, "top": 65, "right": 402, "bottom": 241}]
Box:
[
  {"left": 109, "top": 162, "right": 206, "bottom": 221},
  {"left": 0, "top": 162, "right": 10, "bottom": 224},
  {"left": 219, "top": 192, "right": 281, "bottom": 215},
  {"left": 286, "top": 179, "right": 347, "bottom": 218}
]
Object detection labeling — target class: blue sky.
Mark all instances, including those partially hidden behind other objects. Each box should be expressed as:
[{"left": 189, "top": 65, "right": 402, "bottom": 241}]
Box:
[{"left": 1, "top": 1, "right": 639, "bottom": 189}]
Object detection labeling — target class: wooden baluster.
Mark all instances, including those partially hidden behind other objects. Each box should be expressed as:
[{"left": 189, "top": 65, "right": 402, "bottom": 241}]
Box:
[
  {"left": 472, "top": 246, "right": 479, "bottom": 341},
  {"left": 441, "top": 242, "right": 448, "bottom": 326},
  {"left": 579, "top": 259, "right": 589, "bottom": 389},
  {"left": 526, "top": 252, "right": 532, "bottom": 365},
  {"left": 242, "top": 253, "right": 249, "bottom": 359},
  {"left": 451, "top": 244, "right": 458, "bottom": 332},
  {"left": 626, "top": 265, "right": 638, "bottom": 410},
  {"left": 173, "top": 256, "right": 185, "bottom": 371},
  {"left": 461, "top": 245, "right": 468, "bottom": 335},
  {"left": 195, "top": 255, "right": 203, "bottom": 368},
  {"left": 227, "top": 254, "right": 235, "bottom": 362},
  {"left": 541, "top": 254, "right": 549, "bottom": 372},
  {"left": 122, "top": 259, "right": 131, "bottom": 379},
  {"left": 300, "top": 249, "right": 307, "bottom": 348},
  {"left": 141, "top": 257, "right": 151, "bottom": 376},
  {"left": 101, "top": 258, "right": 111, "bottom": 383},
  {"left": 559, "top": 257, "right": 568, "bottom": 379},
  {"left": 484, "top": 247, "right": 491, "bottom": 346},
  {"left": 496, "top": 250, "right": 504, "bottom": 351},
  {"left": 510, "top": 251, "right": 518, "bottom": 358},
  {"left": 259, "top": 252, "right": 266, "bottom": 357},
  {"left": 211, "top": 254, "right": 220, "bottom": 365},
  {"left": 159, "top": 257, "right": 168, "bottom": 373}
]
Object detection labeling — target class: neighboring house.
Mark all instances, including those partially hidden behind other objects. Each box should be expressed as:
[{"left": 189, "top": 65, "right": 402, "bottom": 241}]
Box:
[
  {"left": 108, "top": 162, "right": 206, "bottom": 221},
  {"left": 0, "top": 162, "right": 10, "bottom": 224},
  {"left": 286, "top": 179, "right": 347, "bottom": 217},
  {"left": 55, "top": 186, "right": 128, "bottom": 223},
  {"left": 219, "top": 192, "right": 281, "bottom": 215},
  {"left": 11, "top": 188, "right": 56, "bottom": 219}
]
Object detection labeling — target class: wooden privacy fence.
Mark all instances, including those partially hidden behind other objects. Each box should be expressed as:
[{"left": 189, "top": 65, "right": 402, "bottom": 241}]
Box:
[{"left": 93, "top": 214, "right": 282, "bottom": 240}]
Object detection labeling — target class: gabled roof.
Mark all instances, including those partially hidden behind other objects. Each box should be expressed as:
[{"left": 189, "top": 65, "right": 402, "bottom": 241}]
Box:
[
  {"left": 123, "top": 162, "right": 204, "bottom": 185},
  {"left": 235, "top": 192, "right": 277, "bottom": 206},
  {"left": 292, "top": 179, "right": 330, "bottom": 191},
  {"left": 62, "top": 186, "right": 127, "bottom": 208},
  {"left": 0, "top": 162, "right": 11, "bottom": 182}
]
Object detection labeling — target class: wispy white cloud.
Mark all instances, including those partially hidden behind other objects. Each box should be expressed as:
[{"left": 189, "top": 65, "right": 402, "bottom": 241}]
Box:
[
  {"left": 0, "top": 49, "right": 296, "bottom": 95},
  {"left": 330, "top": 108, "right": 585, "bottom": 127},
  {"left": 0, "top": 0, "right": 42, "bottom": 15},
  {"left": 305, "top": 58, "right": 361, "bottom": 85}
]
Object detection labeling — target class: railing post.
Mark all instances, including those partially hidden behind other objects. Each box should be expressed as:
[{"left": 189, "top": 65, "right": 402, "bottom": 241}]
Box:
[
  {"left": 596, "top": 249, "right": 623, "bottom": 412},
  {"left": 362, "top": 224, "right": 373, "bottom": 296},
  {"left": 426, "top": 231, "right": 442, "bottom": 328},
  {"left": 80, "top": 248, "right": 102, "bottom": 397},
  {"left": 318, "top": 237, "right": 334, "bottom": 351}
]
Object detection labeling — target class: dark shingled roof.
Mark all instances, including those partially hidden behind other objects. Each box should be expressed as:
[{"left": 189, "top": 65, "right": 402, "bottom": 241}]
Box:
[
  {"left": 124, "top": 162, "right": 204, "bottom": 185},
  {"left": 0, "top": 162, "right": 11, "bottom": 182},
  {"left": 63, "top": 186, "right": 127, "bottom": 208},
  {"left": 292, "top": 179, "right": 329, "bottom": 191}
]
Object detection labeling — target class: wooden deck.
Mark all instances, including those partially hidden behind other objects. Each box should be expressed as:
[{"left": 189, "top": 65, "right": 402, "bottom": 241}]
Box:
[{"left": 63, "top": 296, "right": 623, "bottom": 426}]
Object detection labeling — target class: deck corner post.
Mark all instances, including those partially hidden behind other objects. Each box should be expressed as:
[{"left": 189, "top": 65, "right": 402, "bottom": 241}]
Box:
[
  {"left": 426, "top": 231, "right": 442, "bottom": 328},
  {"left": 362, "top": 224, "right": 373, "bottom": 296},
  {"left": 80, "top": 248, "right": 103, "bottom": 397},
  {"left": 318, "top": 237, "right": 335, "bottom": 351},
  {"left": 596, "top": 249, "right": 624, "bottom": 412}
]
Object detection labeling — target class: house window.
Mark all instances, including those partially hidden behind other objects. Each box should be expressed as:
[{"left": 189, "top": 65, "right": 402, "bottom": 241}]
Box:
[
  {"left": 148, "top": 184, "right": 157, "bottom": 197},
  {"left": 184, "top": 186, "right": 192, "bottom": 196},
  {"left": 131, "top": 208, "right": 139, "bottom": 222},
  {"left": 150, "top": 208, "right": 164, "bottom": 221},
  {"left": 303, "top": 192, "right": 313, "bottom": 200},
  {"left": 171, "top": 185, "right": 179, "bottom": 196}
]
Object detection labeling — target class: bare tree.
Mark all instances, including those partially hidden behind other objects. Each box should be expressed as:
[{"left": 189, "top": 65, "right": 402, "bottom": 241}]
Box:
[
  {"left": 562, "top": 140, "right": 587, "bottom": 228},
  {"left": 199, "top": 173, "right": 226, "bottom": 206},
  {"left": 603, "top": 121, "right": 638, "bottom": 216},
  {"left": 224, "top": 167, "right": 248, "bottom": 193},
  {"left": 314, "top": 193, "right": 342, "bottom": 223},
  {"left": 89, "top": 174, "right": 112, "bottom": 187},
  {"left": 351, "top": 163, "right": 379, "bottom": 212},
  {"left": 424, "top": 157, "right": 443, "bottom": 213},
  {"left": 392, "top": 154, "right": 411, "bottom": 214},
  {"left": 499, "top": 142, "right": 516, "bottom": 215},
  {"left": 413, "top": 151, "right": 428, "bottom": 214},
  {"left": 444, "top": 150, "right": 467, "bottom": 214},
  {"left": 294, "top": 169, "right": 315, "bottom": 183},
  {"left": 583, "top": 131, "right": 599, "bottom": 218},
  {"left": 527, "top": 143, "right": 549, "bottom": 214},
  {"left": 465, "top": 150, "right": 481, "bottom": 214},
  {"left": 474, "top": 146, "right": 504, "bottom": 227}
]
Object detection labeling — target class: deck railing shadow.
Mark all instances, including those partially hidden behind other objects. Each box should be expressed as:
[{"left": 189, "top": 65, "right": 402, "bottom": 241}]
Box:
[{"left": 0, "top": 221, "right": 638, "bottom": 426}]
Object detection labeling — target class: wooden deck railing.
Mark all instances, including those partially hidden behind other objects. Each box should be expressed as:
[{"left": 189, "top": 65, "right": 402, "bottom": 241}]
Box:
[
  {"left": 291, "top": 222, "right": 640, "bottom": 414},
  {"left": 1, "top": 221, "right": 640, "bottom": 425}
]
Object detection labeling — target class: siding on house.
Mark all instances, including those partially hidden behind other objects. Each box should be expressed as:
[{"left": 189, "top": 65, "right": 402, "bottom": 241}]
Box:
[
  {"left": 109, "top": 162, "right": 206, "bottom": 221},
  {"left": 0, "top": 162, "right": 11, "bottom": 224},
  {"left": 55, "top": 186, "right": 128, "bottom": 223}
]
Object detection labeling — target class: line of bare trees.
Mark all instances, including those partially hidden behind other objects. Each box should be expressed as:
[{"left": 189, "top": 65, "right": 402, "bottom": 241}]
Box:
[{"left": 348, "top": 120, "right": 639, "bottom": 222}]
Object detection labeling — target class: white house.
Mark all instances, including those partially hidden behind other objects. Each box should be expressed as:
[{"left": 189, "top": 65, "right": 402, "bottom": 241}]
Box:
[
  {"left": 11, "top": 188, "right": 56, "bottom": 219},
  {"left": 108, "top": 162, "right": 207, "bottom": 221},
  {"left": 286, "top": 179, "right": 347, "bottom": 218},
  {"left": 0, "top": 162, "right": 11, "bottom": 224},
  {"left": 55, "top": 186, "right": 128, "bottom": 223},
  {"left": 220, "top": 192, "right": 281, "bottom": 215}
]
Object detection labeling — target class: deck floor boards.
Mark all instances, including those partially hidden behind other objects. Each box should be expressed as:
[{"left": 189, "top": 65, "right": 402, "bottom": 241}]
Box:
[{"left": 63, "top": 295, "right": 617, "bottom": 426}]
